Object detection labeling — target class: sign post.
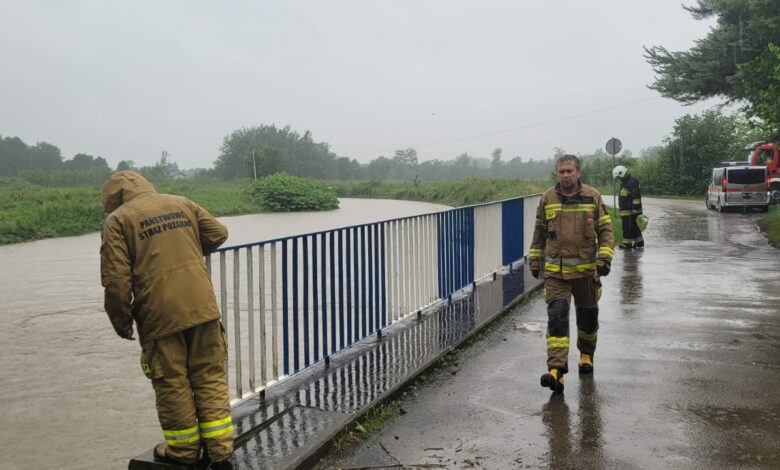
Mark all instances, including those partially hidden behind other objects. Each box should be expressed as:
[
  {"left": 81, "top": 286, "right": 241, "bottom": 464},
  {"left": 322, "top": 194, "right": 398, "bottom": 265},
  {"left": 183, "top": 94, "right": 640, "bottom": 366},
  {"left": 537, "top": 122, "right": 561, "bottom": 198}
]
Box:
[{"left": 605, "top": 137, "right": 622, "bottom": 211}]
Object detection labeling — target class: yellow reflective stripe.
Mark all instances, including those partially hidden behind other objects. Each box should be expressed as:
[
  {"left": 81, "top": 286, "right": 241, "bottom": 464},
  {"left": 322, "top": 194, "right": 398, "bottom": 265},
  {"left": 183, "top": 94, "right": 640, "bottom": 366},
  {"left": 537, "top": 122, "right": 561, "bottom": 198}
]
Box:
[
  {"left": 618, "top": 210, "right": 632, "bottom": 216},
  {"left": 200, "top": 416, "right": 232, "bottom": 429},
  {"left": 619, "top": 188, "right": 630, "bottom": 196},
  {"left": 544, "top": 262, "right": 597, "bottom": 273},
  {"left": 528, "top": 249, "right": 544, "bottom": 258},
  {"left": 545, "top": 202, "right": 597, "bottom": 209},
  {"left": 565, "top": 262, "right": 596, "bottom": 273},
  {"left": 598, "top": 247, "right": 614, "bottom": 256},
  {"left": 597, "top": 215, "right": 611, "bottom": 226},
  {"left": 547, "top": 336, "right": 569, "bottom": 349},
  {"left": 199, "top": 416, "right": 234, "bottom": 439},
  {"left": 632, "top": 200, "right": 642, "bottom": 205},
  {"left": 163, "top": 425, "right": 199, "bottom": 437},
  {"left": 166, "top": 434, "right": 200, "bottom": 446},
  {"left": 577, "top": 329, "right": 598, "bottom": 341},
  {"left": 201, "top": 425, "right": 234, "bottom": 439},
  {"left": 163, "top": 425, "right": 200, "bottom": 446}
]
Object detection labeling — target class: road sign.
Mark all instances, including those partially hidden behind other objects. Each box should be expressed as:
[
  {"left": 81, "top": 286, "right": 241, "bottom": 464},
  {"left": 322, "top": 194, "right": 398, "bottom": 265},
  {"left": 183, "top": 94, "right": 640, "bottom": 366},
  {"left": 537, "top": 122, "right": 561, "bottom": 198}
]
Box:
[{"left": 606, "top": 137, "right": 622, "bottom": 156}]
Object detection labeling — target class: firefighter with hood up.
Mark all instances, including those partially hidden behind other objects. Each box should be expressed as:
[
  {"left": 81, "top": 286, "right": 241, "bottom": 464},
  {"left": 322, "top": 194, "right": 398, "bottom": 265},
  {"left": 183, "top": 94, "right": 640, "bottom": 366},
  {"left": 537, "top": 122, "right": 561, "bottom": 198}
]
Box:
[
  {"left": 529, "top": 155, "right": 614, "bottom": 394},
  {"left": 613, "top": 165, "right": 644, "bottom": 249},
  {"left": 100, "top": 171, "right": 233, "bottom": 466}
]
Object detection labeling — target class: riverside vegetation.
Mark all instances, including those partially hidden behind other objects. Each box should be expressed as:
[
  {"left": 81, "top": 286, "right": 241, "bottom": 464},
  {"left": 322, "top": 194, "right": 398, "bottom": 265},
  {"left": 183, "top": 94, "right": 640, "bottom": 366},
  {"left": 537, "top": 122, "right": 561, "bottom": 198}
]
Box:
[
  {"left": 1, "top": 176, "right": 562, "bottom": 245},
  {"left": 0, "top": 175, "right": 338, "bottom": 244}
]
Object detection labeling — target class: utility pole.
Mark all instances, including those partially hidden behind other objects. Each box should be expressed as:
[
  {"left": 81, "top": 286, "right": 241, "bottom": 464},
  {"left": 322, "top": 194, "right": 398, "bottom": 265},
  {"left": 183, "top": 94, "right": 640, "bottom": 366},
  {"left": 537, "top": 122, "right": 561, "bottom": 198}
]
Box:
[
  {"left": 605, "top": 137, "right": 622, "bottom": 210},
  {"left": 252, "top": 150, "right": 257, "bottom": 180}
]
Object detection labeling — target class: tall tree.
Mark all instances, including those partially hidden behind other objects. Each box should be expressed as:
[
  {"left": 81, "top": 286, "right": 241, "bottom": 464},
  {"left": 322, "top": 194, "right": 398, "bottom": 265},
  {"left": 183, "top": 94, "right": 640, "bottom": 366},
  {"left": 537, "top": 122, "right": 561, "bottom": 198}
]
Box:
[
  {"left": 491, "top": 147, "right": 503, "bottom": 177},
  {"left": 637, "top": 110, "right": 762, "bottom": 195},
  {"left": 214, "top": 125, "right": 361, "bottom": 179},
  {"left": 644, "top": 0, "right": 780, "bottom": 138}
]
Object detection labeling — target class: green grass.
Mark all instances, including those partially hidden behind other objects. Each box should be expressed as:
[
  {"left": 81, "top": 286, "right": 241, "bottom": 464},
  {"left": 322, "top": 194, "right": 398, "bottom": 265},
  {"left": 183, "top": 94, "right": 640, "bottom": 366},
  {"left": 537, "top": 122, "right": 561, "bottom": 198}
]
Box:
[
  {"left": 760, "top": 205, "right": 780, "bottom": 248},
  {"left": 0, "top": 176, "right": 654, "bottom": 246},
  {"left": 328, "top": 178, "right": 548, "bottom": 207},
  {"left": 0, "top": 178, "right": 255, "bottom": 245}
]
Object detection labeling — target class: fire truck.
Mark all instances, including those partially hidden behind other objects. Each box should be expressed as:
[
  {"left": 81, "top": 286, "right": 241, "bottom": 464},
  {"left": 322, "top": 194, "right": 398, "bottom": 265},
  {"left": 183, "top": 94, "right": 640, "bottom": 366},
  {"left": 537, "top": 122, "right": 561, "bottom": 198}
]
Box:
[{"left": 746, "top": 142, "right": 780, "bottom": 202}]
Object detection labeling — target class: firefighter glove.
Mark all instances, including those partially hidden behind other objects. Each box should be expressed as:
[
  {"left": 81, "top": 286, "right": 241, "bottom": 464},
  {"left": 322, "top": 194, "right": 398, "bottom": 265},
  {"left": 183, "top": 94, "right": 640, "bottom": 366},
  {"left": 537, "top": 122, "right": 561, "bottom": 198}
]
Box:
[
  {"left": 597, "top": 262, "right": 610, "bottom": 277},
  {"left": 531, "top": 268, "right": 540, "bottom": 279},
  {"left": 118, "top": 325, "right": 135, "bottom": 340}
]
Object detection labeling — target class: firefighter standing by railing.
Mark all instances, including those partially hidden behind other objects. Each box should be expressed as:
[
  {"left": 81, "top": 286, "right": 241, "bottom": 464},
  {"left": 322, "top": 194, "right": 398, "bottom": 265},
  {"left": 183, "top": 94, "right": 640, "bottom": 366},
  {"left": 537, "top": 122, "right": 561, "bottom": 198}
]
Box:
[{"left": 100, "top": 171, "right": 234, "bottom": 467}]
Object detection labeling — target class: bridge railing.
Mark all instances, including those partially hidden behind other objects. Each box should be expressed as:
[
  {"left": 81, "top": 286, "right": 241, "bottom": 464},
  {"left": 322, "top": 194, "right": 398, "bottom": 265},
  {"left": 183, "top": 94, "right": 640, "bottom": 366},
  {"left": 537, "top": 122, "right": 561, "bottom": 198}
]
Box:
[{"left": 206, "top": 194, "right": 541, "bottom": 401}]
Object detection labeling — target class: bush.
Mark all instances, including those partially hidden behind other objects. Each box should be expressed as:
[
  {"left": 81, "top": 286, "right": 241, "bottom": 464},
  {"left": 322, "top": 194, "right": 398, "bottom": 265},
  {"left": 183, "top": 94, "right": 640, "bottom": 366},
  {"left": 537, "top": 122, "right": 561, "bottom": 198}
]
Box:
[{"left": 247, "top": 173, "right": 339, "bottom": 212}]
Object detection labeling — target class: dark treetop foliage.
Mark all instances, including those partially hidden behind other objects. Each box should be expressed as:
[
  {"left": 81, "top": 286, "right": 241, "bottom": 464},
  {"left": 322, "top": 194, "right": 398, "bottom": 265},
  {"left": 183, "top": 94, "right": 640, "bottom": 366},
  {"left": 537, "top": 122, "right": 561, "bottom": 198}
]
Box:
[
  {"left": 0, "top": 135, "right": 111, "bottom": 185},
  {"left": 644, "top": 0, "right": 780, "bottom": 138}
]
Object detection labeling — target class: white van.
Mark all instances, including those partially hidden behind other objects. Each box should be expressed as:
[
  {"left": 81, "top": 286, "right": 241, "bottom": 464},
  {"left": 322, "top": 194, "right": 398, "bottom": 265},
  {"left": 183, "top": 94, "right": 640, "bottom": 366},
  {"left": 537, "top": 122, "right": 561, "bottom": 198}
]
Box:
[{"left": 707, "top": 163, "right": 769, "bottom": 212}]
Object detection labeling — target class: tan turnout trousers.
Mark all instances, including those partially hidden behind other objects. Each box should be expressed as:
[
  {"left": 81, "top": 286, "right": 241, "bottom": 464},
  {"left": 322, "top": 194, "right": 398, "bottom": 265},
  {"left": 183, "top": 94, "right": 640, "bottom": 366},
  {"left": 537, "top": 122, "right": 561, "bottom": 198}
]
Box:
[
  {"left": 544, "top": 276, "right": 602, "bottom": 371},
  {"left": 142, "top": 319, "right": 234, "bottom": 463}
]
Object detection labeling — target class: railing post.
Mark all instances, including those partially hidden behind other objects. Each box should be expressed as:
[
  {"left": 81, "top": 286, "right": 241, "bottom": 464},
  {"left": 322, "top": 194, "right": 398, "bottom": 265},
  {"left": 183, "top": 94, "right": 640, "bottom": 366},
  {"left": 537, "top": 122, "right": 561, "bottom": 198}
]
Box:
[{"left": 233, "top": 249, "right": 242, "bottom": 399}]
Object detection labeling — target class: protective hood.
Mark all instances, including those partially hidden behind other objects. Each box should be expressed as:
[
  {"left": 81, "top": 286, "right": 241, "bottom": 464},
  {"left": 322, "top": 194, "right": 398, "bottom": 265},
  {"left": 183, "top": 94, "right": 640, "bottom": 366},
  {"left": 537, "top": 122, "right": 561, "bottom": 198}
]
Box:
[{"left": 101, "top": 170, "right": 156, "bottom": 213}]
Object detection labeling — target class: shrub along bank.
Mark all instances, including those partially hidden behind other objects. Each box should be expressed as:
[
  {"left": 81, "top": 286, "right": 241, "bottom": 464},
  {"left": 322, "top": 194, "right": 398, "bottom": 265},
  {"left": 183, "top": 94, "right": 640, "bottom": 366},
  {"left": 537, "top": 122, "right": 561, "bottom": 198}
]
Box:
[{"left": 247, "top": 173, "right": 339, "bottom": 212}]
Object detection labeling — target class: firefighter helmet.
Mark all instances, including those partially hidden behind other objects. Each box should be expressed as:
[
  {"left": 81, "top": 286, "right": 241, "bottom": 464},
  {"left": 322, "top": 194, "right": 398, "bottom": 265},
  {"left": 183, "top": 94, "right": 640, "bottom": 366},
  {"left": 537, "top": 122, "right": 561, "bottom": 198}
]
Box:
[{"left": 612, "top": 165, "right": 628, "bottom": 179}]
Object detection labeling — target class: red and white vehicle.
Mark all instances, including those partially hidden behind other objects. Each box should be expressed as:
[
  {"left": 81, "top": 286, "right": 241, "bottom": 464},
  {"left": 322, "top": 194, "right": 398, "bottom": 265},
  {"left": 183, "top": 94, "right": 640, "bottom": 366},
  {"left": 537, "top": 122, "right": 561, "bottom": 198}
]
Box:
[
  {"left": 746, "top": 142, "right": 780, "bottom": 202},
  {"left": 706, "top": 163, "right": 770, "bottom": 213}
]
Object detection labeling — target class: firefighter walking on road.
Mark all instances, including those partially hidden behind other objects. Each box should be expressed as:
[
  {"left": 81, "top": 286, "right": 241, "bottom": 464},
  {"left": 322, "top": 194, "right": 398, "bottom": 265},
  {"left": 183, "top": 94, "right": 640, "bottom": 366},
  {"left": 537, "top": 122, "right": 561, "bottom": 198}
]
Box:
[
  {"left": 529, "top": 155, "right": 614, "bottom": 394},
  {"left": 100, "top": 171, "right": 234, "bottom": 467},
  {"left": 613, "top": 165, "right": 644, "bottom": 249}
]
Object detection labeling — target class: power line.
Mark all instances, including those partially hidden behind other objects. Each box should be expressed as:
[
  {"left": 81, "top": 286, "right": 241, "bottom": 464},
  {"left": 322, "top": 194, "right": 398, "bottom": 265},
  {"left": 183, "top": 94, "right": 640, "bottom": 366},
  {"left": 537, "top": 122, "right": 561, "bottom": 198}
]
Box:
[{"left": 373, "top": 95, "right": 661, "bottom": 154}]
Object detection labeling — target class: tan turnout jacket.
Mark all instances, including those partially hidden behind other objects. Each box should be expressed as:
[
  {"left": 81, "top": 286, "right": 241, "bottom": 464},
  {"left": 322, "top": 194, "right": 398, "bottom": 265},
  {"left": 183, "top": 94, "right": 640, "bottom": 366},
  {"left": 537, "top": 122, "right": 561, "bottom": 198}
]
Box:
[
  {"left": 100, "top": 171, "right": 228, "bottom": 342},
  {"left": 528, "top": 183, "right": 614, "bottom": 279}
]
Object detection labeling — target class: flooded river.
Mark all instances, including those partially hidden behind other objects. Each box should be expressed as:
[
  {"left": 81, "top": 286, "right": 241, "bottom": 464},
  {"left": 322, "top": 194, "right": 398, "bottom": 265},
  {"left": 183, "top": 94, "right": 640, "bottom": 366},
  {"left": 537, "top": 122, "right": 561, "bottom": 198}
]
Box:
[{"left": 0, "top": 198, "right": 448, "bottom": 470}]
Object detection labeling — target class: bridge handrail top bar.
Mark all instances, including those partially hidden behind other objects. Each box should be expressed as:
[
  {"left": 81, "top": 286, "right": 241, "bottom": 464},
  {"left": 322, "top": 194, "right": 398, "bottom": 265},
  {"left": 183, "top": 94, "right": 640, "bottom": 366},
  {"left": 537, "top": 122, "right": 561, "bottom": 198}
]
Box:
[{"left": 215, "top": 192, "right": 543, "bottom": 253}]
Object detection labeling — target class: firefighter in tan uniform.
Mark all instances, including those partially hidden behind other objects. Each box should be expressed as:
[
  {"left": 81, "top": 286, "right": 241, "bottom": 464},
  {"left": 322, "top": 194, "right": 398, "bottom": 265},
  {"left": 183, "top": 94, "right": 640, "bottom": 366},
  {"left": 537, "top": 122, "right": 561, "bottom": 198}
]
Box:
[
  {"left": 528, "top": 155, "right": 614, "bottom": 393},
  {"left": 100, "top": 171, "right": 234, "bottom": 465}
]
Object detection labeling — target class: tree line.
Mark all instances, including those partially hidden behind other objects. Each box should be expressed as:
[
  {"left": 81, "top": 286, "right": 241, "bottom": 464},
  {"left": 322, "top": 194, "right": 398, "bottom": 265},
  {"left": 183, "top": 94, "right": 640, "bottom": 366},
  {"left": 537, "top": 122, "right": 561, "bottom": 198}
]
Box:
[
  {"left": 0, "top": 108, "right": 769, "bottom": 197},
  {"left": 209, "top": 124, "right": 562, "bottom": 182},
  {"left": 0, "top": 136, "right": 111, "bottom": 186}
]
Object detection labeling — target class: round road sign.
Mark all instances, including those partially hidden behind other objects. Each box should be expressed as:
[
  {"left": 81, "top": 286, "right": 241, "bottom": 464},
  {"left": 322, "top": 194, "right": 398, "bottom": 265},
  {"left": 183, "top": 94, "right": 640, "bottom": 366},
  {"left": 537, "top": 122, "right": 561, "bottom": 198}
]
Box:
[{"left": 606, "top": 137, "right": 622, "bottom": 156}]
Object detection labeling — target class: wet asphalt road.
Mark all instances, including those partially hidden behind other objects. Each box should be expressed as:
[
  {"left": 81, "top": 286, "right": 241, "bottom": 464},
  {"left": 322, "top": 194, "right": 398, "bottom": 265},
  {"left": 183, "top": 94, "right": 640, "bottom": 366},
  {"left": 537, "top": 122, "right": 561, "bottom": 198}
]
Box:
[{"left": 316, "top": 198, "right": 780, "bottom": 469}]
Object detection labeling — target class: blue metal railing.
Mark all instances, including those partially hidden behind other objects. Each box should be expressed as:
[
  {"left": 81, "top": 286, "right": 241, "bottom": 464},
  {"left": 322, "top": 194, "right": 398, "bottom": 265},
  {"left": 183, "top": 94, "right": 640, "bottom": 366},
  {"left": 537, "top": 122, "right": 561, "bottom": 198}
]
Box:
[{"left": 207, "top": 194, "right": 541, "bottom": 401}]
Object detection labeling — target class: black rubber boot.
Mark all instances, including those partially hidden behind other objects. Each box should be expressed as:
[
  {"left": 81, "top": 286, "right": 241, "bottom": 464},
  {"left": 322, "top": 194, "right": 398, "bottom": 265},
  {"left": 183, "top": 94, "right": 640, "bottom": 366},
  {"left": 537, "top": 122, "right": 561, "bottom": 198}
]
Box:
[{"left": 540, "top": 368, "right": 565, "bottom": 394}]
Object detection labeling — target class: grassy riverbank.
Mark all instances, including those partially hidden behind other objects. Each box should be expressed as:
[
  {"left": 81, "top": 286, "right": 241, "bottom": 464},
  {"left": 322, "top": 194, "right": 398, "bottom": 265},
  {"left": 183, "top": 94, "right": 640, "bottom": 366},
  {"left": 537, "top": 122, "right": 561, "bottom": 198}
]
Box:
[
  {"left": 1, "top": 177, "right": 552, "bottom": 244},
  {"left": 0, "top": 175, "right": 664, "bottom": 247},
  {"left": 0, "top": 178, "right": 255, "bottom": 244},
  {"left": 329, "top": 178, "right": 548, "bottom": 206}
]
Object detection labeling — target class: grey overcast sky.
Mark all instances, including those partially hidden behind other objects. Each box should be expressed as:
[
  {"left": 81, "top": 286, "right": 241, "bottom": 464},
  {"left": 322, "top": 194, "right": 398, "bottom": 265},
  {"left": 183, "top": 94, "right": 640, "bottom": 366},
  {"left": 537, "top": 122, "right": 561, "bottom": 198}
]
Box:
[{"left": 0, "top": 1, "right": 718, "bottom": 168}]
